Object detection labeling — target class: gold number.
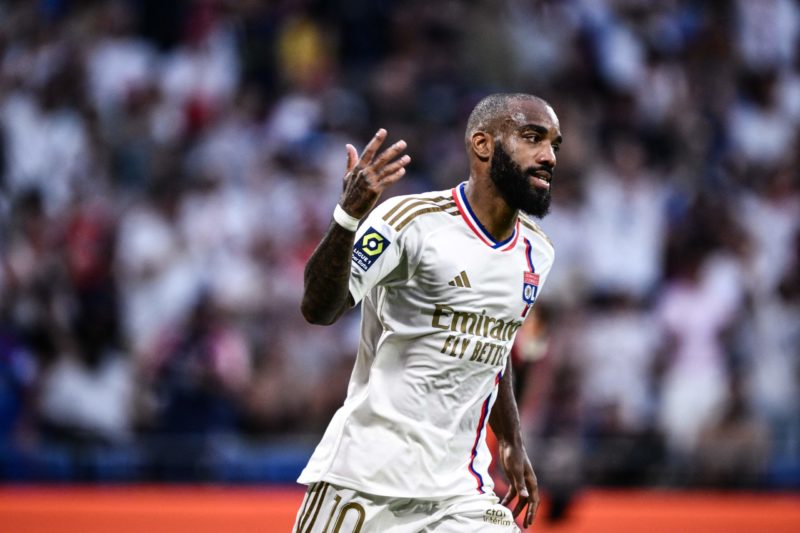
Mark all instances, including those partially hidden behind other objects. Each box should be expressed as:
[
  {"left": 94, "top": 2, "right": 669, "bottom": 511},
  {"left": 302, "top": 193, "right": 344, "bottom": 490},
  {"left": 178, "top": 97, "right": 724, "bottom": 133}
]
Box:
[
  {"left": 332, "top": 502, "right": 366, "bottom": 533},
  {"left": 322, "top": 494, "right": 342, "bottom": 533}
]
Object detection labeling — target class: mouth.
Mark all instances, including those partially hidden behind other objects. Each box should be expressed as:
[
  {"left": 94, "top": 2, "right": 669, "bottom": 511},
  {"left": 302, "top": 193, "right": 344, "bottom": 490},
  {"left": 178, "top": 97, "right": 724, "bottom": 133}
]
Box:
[{"left": 530, "top": 169, "right": 552, "bottom": 190}]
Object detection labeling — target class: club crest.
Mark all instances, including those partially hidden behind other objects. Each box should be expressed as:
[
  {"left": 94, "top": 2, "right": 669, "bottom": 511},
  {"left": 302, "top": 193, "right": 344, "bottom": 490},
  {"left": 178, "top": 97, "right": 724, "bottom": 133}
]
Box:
[{"left": 522, "top": 271, "right": 539, "bottom": 305}]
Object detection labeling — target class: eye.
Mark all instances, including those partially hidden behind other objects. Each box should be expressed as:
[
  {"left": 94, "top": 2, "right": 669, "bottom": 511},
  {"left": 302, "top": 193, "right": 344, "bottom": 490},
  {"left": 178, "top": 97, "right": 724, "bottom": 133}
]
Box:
[{"left": 552, "top": 144, "right": 561, "bottom": 153}]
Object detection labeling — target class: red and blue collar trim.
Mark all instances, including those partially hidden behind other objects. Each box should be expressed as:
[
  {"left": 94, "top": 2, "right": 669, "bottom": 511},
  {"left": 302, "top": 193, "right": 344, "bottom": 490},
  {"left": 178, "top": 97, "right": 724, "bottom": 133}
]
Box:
[{"left": 451, "top": 183, "right": 519, "bottom": 251}]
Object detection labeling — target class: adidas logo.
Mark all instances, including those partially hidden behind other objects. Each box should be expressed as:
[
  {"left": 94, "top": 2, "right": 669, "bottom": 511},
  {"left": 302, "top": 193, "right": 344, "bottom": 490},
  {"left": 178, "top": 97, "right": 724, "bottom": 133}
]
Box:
[{"left": 448, "top": 271, "right": 471, "bottom": 288}]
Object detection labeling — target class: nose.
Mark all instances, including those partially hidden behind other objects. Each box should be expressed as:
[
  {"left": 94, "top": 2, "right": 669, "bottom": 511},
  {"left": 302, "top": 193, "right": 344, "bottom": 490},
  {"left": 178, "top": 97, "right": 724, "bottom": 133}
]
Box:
[{"left": 537, "top": 144, "right": 556, "bottom": 168}]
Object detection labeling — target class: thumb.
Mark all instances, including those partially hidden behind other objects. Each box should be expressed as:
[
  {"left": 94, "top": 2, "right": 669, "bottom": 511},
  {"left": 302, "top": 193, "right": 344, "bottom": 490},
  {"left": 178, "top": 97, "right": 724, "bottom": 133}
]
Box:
[{"left": 345, "top": 143, "right": 358, "bottom": 173}]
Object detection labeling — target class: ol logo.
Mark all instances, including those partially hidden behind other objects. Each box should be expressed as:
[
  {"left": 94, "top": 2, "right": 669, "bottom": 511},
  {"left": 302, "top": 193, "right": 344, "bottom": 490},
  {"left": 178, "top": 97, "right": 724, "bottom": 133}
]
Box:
[
  {"left": 352, "top": 227, "right": 391, "bottom": 271},
  {"left": 522, "top": 271, "right": 540, "bottom": 305}
]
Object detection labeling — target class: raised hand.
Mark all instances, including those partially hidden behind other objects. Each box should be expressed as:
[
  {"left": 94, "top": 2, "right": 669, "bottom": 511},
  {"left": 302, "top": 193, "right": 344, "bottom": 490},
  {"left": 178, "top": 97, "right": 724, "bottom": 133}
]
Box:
[{"left": 339, "top": 129, "right": 411, "bottom": 220}]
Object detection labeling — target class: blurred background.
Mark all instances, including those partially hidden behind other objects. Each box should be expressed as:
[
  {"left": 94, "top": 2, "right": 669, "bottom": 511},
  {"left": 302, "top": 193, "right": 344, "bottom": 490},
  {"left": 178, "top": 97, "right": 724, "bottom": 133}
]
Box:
[{"left": 0, "top": 0, "right": 798, "bottom": 530}]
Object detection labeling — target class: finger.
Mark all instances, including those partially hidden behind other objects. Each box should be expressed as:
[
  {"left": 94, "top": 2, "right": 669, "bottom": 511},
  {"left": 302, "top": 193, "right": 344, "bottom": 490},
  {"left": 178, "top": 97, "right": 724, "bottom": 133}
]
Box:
[
  {"left": 524, "top": 491, "right": 539, "bottom": 529},
  {"left": 522, "top": 505, "right": 536, "bottom": 529},
  {"left": 511, "top": 477, "right": 530, "bottom": 517},
  {"left": 500, "top": 484, "right": 516, "bottom": 507},
  {"left": 372, "top": 139, "right": 407, "bottom": 170},
  {"left": 378, "top": 154, "right": 411, "bottom": 180},
  {"left": 345, "top": 144, "right": 358, "bottom": 174},
  {"left": 512, "top": 490, "right": 528, "bottom": 518},
  {"left": 526, "top": 476, "right": 540, "bottom": 527},
  {"left": 358, "top": 128, "right": 387, "bottom": 165},
  {"left": 379, "top": 166, "right": 406, "bottom": 187}
]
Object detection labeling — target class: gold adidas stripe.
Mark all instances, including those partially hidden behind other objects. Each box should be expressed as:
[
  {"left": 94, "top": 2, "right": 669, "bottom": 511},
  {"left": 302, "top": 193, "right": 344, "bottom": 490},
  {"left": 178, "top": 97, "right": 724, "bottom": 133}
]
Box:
[
  {"left": 297, "top": 482, "right": 326, "bottom": 533},
  {"left": 382, "top": 195, "right": 449, "bottom": 222},
  {"left": 386, "top": 199, "right": 440, "bottom": 226},
  {"left": 519, "top": 216, "right": 553, "bottom": 246},
  {"left": 296, "top": 483, "right": 319, "bottom": 532},
  {"left": 294, "top": 487, "right": 314, "bottom": 533},
  {"left": 394, "top": 202, "right": 458, "bottom": 231},
  {"left": 460, "top": 271, "right": 471, "bottom": 287},
  {"left": 518, "top": 216, "right": 536, "bottom": 231},
  {"left": 303, "top": 482, "right": 330, "bottom": 532}
]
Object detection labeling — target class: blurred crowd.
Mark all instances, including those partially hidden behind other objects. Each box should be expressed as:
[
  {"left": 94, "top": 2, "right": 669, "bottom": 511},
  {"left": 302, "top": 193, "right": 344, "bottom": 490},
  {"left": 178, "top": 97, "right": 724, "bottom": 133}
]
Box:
[{"left": 0, "top": 0, "right": 798, "bottom": 491}]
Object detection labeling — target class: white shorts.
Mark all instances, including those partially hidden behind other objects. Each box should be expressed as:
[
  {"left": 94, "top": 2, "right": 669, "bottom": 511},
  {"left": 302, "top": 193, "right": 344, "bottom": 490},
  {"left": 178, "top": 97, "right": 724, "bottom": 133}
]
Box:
[{"left": 293, "top": 481, "right": 520, "bottom": 533}]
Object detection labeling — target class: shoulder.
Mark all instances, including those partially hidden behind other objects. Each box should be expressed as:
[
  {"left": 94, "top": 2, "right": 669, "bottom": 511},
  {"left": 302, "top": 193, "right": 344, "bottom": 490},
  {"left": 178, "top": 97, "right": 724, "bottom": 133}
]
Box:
[
  {"left": 518, "top": 213, "right": 555, "bottom": 258},
  {"left": 373, "top": 189, "right": 459, "bottom": 233}
]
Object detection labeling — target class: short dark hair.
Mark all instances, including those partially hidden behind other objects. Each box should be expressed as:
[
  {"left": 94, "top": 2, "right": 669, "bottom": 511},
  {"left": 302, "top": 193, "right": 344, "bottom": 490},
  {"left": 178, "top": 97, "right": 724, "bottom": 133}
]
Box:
[{"left": 465, "top": 93, "right": 548, "bottom": 141}]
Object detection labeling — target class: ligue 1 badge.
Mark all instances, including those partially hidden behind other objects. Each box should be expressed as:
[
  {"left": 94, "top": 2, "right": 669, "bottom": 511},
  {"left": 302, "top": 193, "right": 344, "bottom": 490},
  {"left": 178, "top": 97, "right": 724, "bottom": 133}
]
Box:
[
  {"left": 522, "top": 271, "right": 540, "bottom": 305},
  {"left": 352, "top": 227, "right": 390, "bottom": 271}
]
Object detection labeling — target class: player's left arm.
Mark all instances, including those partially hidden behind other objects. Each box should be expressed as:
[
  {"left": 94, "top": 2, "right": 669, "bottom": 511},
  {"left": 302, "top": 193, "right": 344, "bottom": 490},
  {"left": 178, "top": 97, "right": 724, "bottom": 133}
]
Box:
[{"left": 489, "top": 357, "right": 540, "bottom": 528}]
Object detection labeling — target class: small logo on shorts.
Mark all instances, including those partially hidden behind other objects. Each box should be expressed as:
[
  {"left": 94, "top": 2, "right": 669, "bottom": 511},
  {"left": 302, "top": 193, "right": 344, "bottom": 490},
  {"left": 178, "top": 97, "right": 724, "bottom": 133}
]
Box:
[
  {"left": 352, "top": 228, "right": 390, "bottom": 271},
  {"left": 483, "top": 507, "right": 514, "bottom": 526}
]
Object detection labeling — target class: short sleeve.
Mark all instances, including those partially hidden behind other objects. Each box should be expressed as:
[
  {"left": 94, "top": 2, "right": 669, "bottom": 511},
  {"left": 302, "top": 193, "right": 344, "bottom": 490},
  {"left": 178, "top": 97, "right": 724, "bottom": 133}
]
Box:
[{"left": 348, "top": 197, "right": 418, "bottom": 305}]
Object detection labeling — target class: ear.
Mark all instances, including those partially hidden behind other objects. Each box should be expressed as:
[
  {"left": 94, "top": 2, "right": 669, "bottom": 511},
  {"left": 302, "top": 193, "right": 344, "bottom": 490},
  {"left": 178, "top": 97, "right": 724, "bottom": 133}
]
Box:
[{"left": 470, "top": 131, "right": 493, "bottom": 162}]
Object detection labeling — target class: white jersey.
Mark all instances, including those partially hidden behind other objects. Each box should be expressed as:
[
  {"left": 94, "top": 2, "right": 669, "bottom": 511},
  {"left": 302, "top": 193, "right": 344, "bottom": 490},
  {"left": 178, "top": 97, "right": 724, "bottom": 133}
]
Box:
[{"left": 298, "top": 183, "right": 555, "bottom": 498}]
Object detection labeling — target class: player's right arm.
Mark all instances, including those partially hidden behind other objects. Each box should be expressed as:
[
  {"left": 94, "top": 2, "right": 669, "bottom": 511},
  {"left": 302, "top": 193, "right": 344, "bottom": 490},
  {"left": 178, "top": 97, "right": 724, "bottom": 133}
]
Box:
[{"left": 301, "top": 129, "right": 410, "bottom": 325}]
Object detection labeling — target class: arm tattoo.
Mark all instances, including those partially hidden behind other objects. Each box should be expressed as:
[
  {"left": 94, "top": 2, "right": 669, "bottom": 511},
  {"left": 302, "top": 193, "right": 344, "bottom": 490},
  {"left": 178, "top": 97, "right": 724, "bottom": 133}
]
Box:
[{"left": 301, "top": 221, "right": 356, "bottom": 325}]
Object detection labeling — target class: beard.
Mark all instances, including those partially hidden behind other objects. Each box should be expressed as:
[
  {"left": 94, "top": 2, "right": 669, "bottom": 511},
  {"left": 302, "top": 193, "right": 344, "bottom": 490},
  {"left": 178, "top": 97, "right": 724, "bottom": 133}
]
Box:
[{"left": 489, "top": 143, "right": 552, "bottom": 218}]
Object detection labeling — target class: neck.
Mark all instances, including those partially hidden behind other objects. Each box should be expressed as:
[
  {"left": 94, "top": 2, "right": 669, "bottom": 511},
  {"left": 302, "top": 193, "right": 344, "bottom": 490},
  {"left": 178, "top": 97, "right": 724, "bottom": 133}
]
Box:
[{"left": 464, "top": 176, "right": 518, "bottom": 242}]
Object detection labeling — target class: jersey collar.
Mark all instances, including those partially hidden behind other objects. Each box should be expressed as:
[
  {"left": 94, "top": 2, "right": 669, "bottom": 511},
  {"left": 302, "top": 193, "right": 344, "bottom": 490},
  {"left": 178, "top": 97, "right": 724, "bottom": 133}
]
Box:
[{"left": 451, "top": 183, "right": 519, "bottom": 251}]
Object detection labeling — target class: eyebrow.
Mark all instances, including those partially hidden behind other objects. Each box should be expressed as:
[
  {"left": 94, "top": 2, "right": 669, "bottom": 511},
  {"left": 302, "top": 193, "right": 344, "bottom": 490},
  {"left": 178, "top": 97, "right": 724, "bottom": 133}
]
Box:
[{"left": 520, "top": 124, "right": 562, "bottom": 144}]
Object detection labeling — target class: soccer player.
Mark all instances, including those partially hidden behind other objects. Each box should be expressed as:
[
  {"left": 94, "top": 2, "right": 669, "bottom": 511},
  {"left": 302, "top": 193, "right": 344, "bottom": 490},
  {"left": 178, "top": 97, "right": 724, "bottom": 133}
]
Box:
[{"left": 294, "top": 93, "right": 561, "bottom": 532}]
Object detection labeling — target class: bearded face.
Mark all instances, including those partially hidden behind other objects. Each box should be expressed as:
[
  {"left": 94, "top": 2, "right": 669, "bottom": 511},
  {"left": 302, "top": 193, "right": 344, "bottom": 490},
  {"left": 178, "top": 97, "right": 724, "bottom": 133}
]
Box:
[{"left": 489, "top": 142, "right": 552, "bottom": 218}]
